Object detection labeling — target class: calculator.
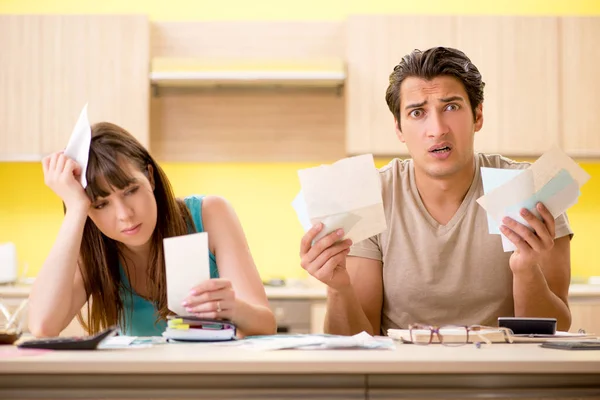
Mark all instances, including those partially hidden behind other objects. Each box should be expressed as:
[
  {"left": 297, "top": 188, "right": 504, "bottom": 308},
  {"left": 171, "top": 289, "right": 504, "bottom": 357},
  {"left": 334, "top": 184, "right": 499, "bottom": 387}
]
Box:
[{"left": 17, "top": 326, "right": 118, "bottom": 350}]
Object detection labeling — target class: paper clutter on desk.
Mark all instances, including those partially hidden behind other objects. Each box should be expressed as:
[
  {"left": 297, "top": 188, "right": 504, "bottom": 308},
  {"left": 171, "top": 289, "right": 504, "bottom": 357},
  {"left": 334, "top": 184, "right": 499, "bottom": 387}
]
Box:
[
  {"left": 292, "top": 154, "right": 387, "bottom": 244},
  {"left": 63, "top": 104, "right": 92, "bottom": 189},
  {"left": 164, "top": 232, "right": 211, "bottom": 316},
  {"left": 233, "top": 331, "right": 395, "bottom": 351},
  {"left": 477, "top": 148, "right": 591, "bottom": 252}
]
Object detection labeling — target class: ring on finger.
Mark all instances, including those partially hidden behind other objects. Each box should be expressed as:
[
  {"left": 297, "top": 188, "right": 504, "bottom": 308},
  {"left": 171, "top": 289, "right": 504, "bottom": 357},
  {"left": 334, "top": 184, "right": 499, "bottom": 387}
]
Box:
[{"left": 216, "top": 301, "right": 222, "bottom": 313}]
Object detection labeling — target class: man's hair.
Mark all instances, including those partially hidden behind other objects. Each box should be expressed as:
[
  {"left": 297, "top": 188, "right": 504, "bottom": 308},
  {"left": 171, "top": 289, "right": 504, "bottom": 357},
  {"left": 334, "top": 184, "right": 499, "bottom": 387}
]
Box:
[{"left": 385, "top": 47, "right": 485, "bottom": 129}]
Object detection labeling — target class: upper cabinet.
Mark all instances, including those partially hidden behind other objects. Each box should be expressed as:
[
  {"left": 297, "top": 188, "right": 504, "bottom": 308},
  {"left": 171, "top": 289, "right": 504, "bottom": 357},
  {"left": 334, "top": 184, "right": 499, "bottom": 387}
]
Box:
[
  {"left": 455, "top": 17, "right": 560, "bottom": 156},
  {"left": 0, "top": 16, "right": 44, "bottom": 160},
  {"left": 149, "top": 21, "right": 347, "bottom": 162},
  {"left": 0, "top": 15, "right": 150, "bottom": 161},
  {"left": 560, "top": 17, "right": 600, "bottom": 158},
  {"left": 345, "top": 15, "right": 591, "bottom": 158}
]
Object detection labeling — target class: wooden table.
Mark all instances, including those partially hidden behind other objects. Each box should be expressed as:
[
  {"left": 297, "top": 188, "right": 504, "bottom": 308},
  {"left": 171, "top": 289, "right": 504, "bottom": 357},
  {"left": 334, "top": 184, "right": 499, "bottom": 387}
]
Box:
[{"left": 1, "top": 341, "right": 600, "bottom": 399}]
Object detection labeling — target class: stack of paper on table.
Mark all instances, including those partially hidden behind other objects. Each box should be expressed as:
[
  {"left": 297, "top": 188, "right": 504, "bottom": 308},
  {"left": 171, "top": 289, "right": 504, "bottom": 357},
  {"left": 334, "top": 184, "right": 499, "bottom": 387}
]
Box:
[
  {"left": 292, "top": 154, "right": 387, "bottom": 244},
  {"left": 162, "top": 316, "right": 236, "bottom": 342},
  {"left": 477, "top": 148, "right": 591, "bottom": 252}
]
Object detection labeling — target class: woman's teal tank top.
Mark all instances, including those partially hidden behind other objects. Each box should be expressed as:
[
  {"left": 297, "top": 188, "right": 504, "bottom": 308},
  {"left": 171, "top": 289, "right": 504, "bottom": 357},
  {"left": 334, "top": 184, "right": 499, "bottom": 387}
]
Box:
[{"left": 119, "top": 195, "right": 219, "bottom": 336}]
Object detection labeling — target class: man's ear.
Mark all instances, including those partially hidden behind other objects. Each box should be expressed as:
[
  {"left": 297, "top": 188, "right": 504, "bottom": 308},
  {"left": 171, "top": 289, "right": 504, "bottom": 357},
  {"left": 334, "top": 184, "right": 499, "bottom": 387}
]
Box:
[
  {"left": 474, "top": 103, "right": 484, "bottom": 132},
  {"left": 146, "top": 164, "right": 155, "bottom": 190},
  {"left": 394, "top": 117, "right": 406, "bottom": 143}
]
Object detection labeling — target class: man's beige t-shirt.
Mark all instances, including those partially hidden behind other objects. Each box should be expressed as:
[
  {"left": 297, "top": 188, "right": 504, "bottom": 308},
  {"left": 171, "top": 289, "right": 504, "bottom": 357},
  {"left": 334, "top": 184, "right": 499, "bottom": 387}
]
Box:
[{"left": 348, "top": 153, "right": 573, "bottom": 334}]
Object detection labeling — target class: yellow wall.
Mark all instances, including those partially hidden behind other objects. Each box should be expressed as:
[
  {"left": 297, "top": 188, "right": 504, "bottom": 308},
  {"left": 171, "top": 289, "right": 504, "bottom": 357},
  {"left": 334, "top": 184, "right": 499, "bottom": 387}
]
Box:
[
  {"left": 1, "top": 0, "right": 599, "bottom": 20},
  {"left": 1, "top": 0, "right": 599, "bottom": 281}
]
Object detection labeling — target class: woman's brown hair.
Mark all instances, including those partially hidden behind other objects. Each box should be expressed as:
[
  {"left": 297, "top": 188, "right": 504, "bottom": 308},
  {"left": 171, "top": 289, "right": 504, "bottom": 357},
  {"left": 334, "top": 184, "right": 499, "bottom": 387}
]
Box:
[{"left": 76, "top": 122, "right": 193, "bottom": 334}]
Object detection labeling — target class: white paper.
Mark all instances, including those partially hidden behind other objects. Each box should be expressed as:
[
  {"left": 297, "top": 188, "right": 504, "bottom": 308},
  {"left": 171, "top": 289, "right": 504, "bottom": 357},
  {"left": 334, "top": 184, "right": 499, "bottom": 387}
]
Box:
[
  {"left": 480, "top": 167, "right": 524, "bottom": 234},
  {"left": 233, "top": 331, "right": 395, "bottom": 351},
  {"left": 164, "top": 232, "right": 211, "bottom": 316},
  {"left": 477, "top": 148, "right": 590, "bottom": 252},
  {"left": 97, "top": 336, "right": 137, "bottom": 349},
  {"left": 63, "top": 104, "right": 92, "bottom": 188},
  {"left": 530, "top": 147, "right": 591, "bottom": 191},
  {"left": 291, "top": 191, "right": 312, "bottom": 232},
  {"left": 293, "top": 154, "right": 387, "bottom": 244}
]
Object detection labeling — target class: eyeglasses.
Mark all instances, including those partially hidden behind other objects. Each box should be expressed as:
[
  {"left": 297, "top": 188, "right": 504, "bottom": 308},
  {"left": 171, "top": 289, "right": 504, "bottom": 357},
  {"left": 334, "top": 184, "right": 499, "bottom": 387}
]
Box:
[{"left": 406, "top": 324, "right": 514, "bottom": 347}]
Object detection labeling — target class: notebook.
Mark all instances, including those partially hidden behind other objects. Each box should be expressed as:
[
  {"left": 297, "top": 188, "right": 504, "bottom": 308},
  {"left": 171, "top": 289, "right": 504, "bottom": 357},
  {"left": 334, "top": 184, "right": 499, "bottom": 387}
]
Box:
[{"left": 162, "top": 316, "right": 236, "bottom": 342}]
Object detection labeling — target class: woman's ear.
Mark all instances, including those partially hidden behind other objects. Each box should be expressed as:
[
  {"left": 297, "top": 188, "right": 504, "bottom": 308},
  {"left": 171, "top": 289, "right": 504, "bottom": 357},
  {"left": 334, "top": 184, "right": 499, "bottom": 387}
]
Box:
[{"left": 146, "top": 164, "right": 155, "bottom": 190}]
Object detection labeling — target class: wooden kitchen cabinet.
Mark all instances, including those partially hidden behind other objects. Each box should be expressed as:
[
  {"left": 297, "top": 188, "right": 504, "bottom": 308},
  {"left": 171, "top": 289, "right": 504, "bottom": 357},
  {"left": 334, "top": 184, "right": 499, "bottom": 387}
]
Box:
[
  {"left": 0, "top": 15, "right": 150, "bottom": 161},
  {"left": 455, "top": 16, "right": 560, "bottom": 156},
  {"left": 0, "top": 17, "right": 44, "bottom": 160},
  {"left": 310, "top": 300, "right": 327, "bottom": 334},
  {"left": 149, "top": 20, "right": 346, "bottom": 162},
  {"left": 560, "top": 17, "right": 600, "bottom": 157},
  {"left": 569, "top": 298, "right": 600, "bottom": 336}
]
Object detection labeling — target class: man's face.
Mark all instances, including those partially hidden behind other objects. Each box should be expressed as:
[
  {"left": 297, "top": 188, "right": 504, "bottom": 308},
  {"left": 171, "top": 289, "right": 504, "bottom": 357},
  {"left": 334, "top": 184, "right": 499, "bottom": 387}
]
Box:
[{"left": 395, "top": 75, "right": 483, "bottom": 179}]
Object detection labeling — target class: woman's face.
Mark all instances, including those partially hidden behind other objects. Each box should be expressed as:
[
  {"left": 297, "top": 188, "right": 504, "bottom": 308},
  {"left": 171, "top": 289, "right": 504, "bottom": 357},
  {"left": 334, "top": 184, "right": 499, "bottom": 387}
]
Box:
[{"left": 87, "top": 162, "right": 158, "bottom": 252}]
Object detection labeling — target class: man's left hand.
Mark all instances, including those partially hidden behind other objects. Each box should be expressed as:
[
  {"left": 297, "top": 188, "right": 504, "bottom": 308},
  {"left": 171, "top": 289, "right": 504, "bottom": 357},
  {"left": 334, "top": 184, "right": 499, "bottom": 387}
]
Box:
[{"left": 500, "top": 202, "right": 555, "bottom": 273}]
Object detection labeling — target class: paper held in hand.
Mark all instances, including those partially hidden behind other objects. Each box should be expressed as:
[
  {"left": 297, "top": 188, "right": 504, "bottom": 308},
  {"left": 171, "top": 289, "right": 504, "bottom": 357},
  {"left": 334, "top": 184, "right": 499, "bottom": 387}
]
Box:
[
  {"left": 477, "top": 147, "right": 591, "bottom": 252},
  {"left": 292, "top": 154, "right": 387, "bottom": 244},
  {"left": 63, "top": 104, "right": 92, "bottom": 189},
  {"left": 163, "top": 232, "right": 211, "bottom": 316}
]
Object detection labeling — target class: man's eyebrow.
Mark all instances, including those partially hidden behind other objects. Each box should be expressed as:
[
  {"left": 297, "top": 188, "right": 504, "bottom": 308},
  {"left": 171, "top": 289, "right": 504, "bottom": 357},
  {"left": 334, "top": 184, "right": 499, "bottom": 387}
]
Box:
[
  {"left": 405, "top": 100, "right": 427, "bottom": 110},
  {"left": 439, "top": 96, "right": 465, "bottom": 103}
]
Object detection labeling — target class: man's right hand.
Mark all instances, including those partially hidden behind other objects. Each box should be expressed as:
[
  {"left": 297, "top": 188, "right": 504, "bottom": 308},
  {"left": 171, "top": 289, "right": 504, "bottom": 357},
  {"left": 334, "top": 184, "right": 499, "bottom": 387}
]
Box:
[
  {"left": 300, "top": 224, "right": 353, "bottom": 290},
  {"left": 42, "top": 152, "right": 91, "bottom": 212}
]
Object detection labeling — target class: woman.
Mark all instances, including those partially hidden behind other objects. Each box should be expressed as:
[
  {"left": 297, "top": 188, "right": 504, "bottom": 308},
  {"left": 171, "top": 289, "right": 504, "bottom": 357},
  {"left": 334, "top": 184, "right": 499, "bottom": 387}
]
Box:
[{"left": 28, "top": 122, "right": 276, "bottom": 338}]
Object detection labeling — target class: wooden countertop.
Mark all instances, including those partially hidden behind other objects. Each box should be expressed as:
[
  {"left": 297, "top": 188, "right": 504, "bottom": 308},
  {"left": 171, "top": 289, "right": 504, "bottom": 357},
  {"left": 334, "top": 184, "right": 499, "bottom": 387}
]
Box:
[
  {"left": 2, "top": 342, "right": 600, "bottom": 375},
  {"left": 3, "top": 283, "right": 600, "bottom": 300}
]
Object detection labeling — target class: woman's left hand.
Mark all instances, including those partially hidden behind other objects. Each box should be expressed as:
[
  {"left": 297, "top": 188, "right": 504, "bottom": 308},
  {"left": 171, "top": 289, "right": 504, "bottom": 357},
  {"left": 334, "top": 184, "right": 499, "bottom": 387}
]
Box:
[{"left": 182, "top": 278, "right": 236, "bottom": 321}]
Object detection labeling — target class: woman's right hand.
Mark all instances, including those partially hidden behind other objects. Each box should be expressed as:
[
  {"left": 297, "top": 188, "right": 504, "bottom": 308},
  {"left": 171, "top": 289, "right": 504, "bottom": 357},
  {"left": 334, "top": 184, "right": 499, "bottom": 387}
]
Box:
[
  {"left": 300, "top": 224, "right": 353, "bottom": 290},
  {"left": 42, "top": 152, "right": 90, "bottom": 212}
]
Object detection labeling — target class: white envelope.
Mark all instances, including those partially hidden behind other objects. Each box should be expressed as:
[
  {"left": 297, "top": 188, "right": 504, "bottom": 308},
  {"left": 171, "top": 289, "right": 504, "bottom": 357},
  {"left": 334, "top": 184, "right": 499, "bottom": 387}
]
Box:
[
  {"left": 480, "top": 167, "right": 524, "bottom": 235},
  {"left": 477, "top": 148, "right": 590, "bottom": 252},
  {"left": 64, "top": 104, "right": 92, "bottom": 188},
  {"left": 293, "top": 154, "right": 387, "bottom": 244},
  {"left": 163, "top": 232, "right": 211, "bottom": 316}
]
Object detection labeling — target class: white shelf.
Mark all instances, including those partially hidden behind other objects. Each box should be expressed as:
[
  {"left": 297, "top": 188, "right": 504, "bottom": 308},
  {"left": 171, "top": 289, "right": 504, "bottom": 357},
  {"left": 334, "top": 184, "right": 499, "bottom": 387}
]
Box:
[
  {"left": 151, "top": 70, "right": 345, "bottom": 84},
  {"left": 149, "top": 58, "right": 346, "bottom": 89}
]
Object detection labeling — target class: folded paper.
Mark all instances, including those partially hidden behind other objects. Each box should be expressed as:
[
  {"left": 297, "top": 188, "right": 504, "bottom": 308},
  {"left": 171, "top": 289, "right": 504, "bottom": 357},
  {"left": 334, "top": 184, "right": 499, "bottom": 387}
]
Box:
[
  {"left": 477, "top": 148, "right": 590, "bottom": 252},
  {"left": 293, "top": 154, "right": 387, "bottom": 244},
  {"left": 64, "top": 104, "right": 92, "bottom": 188}
]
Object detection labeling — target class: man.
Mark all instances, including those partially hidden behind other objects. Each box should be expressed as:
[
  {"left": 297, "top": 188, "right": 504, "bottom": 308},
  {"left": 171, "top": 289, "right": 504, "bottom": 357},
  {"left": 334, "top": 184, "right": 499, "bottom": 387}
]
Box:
[{"left": 300, "top": 47, "right": 572, "bottom": 335}]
